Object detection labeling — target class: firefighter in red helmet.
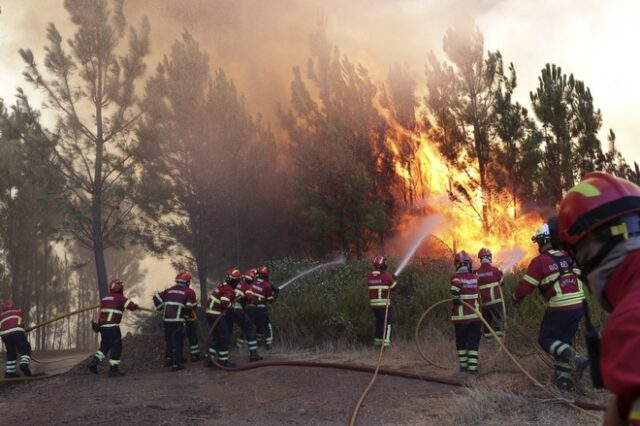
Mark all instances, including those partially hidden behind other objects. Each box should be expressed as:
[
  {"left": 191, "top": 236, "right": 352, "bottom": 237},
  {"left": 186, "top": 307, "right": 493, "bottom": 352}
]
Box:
[
  {"left": 153, "top": 272, "right": 197, "bottom": 371},
  {"left": 225, "top": 268, "right": 263, "bottom": 362},
  {"left": 0, "top": 300, "right": 32, "bottom": 378},
  {"left": 450, "top": 251, "right": 481, "bottom": 373},
  {"left": 252, "top": 265, "right": 276, "bottom": 349},
  {"left": 512, "top": 223, "right": 588, "bottom": 391},
  {"left": 366, "top": 256, "right": 397, "bottom": 348},
  {"left": 554, "top": 172, "right": 640, "bottom": 424},
  {"left": 475, "top": 247, "right": 504, "bottom": 341},
  {"left": 87, "top": 278, "right": 139, "bottom": 377},
  {"left": 180, "top": 272, "right": 203, "bottom": 362}
]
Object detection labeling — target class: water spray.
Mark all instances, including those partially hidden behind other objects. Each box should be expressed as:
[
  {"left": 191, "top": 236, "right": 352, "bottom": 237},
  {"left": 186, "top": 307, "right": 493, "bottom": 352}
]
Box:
[
  {"left": 277, "top": 255, "right": 347, "bottom": 290},
  {"left": 494, "top": 247, "right": 525, "bottom": 274},
  {"left": 394, "top": 215, "right": 443, "bottom": 276}
]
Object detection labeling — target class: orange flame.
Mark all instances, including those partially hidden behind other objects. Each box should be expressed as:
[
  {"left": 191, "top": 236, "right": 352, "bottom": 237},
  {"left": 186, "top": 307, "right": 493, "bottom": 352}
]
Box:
[{"left": 385, "top": 119, "right": 543, "bottom": 269}]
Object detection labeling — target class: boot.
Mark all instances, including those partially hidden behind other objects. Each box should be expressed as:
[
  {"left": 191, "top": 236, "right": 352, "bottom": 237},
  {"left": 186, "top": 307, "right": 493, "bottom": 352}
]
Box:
[
  {"left": 218, "top": 359, "right": 236, "bottom": 368},
  {"left": 553, "top": 377, "right": 574, "bottom": 392},
  {"left": 203, "top": 358, "right": 215, "bottom": 369},
  {"left": 108, "top": 365, "right": 125, "bottom": 378},
  {"left": 190, "top": 353, "right": 203, "bottom": 362},
  {"left": 164, "top": 356, "right": 172, "bottom": 367},
  {"left": 249, "top": 350, "right": 263, "bottom": 362},
  {"left": 171, "top": 364, "right": 184, "bottom": 372},
  {"left": 265, "top": 344, "right": 272, "bottom": 351},
  {"left": 4, "top": 372, "right": 18, "bottom": 378},
  {"left": 575, "top": 356, "right": 590, "bottom": 381},
  {"left": 87, "top": 356, "right": 100, "bottom": 374},
  {"left": 20, "top": 364, "right": 32, "bottom": 377}
]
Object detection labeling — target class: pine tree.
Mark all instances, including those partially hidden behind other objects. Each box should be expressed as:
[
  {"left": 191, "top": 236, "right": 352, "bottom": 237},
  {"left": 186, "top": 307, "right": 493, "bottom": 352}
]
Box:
[{"left": 19, "top": 0, "right": 149, "bottom": 296}]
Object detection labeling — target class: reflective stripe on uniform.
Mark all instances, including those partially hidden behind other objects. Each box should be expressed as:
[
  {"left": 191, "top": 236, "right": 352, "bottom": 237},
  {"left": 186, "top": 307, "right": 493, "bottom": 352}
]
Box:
[
  {"left": 523, "top": 274, "right": 539, "bottom": 286},
  {"left": 0, "top": 326, "right": 25, "bottom": 336},
  {"left": 206, "top": 309, "right": 222, "bottom": 315},
  {"left": 0, "top": 315, "right": 22, "bottom": 327}
]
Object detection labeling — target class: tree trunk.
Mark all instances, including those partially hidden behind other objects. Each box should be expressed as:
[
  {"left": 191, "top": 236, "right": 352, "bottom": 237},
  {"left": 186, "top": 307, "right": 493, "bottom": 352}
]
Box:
[{"left": 196, "top": 257, "right": 208, "bottom": 308}]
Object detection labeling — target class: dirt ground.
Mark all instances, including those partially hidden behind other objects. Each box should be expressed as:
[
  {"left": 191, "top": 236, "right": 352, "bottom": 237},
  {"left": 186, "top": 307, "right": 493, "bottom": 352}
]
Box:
[{"left": 0, "top": 335, "right": 607, "bottom": 425}]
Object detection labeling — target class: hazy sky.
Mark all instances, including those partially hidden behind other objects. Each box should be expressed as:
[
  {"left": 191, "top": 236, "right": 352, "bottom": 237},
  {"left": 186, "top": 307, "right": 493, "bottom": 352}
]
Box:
[{"left": 1, "top": 0, "right": 638, "bottom": 297}]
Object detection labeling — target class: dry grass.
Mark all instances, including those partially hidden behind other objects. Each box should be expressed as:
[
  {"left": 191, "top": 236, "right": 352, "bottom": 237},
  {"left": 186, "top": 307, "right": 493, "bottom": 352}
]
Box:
[{"left": 446, "top": 385, "right": 602, "bottom": 426}]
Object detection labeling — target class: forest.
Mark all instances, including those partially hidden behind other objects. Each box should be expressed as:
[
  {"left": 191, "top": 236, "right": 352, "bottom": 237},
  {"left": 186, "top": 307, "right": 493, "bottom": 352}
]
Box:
[{"left": 0, "top": 0, "right": 638, "bottom": 349}]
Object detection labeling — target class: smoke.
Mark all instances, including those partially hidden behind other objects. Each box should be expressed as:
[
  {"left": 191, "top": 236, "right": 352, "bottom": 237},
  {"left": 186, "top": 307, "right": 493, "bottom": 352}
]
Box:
[{"left": 494, "top": 247, "right": 525, "bottom": 273}]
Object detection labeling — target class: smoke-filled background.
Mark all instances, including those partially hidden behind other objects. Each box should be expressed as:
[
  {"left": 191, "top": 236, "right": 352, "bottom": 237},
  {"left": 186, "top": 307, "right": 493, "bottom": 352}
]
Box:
[{"left": 0, "top": 0, "right": 638, "bottom": 348}]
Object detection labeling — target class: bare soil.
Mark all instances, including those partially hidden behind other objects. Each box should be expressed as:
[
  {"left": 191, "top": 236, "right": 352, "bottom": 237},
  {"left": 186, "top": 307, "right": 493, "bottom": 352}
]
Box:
[{"left": 0, "top": 334, "right": 606, "bottom": 425}]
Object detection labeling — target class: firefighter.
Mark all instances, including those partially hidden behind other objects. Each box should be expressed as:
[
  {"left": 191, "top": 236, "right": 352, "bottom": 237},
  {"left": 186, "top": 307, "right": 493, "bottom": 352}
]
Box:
[
  {"left": 554, "top": 172, "right": 640, "bottom": 424},
  {"left": 0, "top": 300, "right": 32, "bottom": 378},
  {"left": 184, "top": 276, "right": 202, "bottom": 362},
  {"left": 252, "top": 265, "right": 277, "bottom": 350},
  {"left": 153, "top": 272, "right": 197, "bottom": 371},
  {"left": 475, "top": 247, "right": 504, "bottom": 341},
  {"left": 87, "top": 278, "right": 139, "bottom": 377},
  {"left": 512, "top": 223, "right": 588, "bottom": 391},
  {"left": 450, "top": 251, "right": 481, "bottom": 374},
  {"left": 223, "top": 269, "right": 262, "bottom": 362},
  {"left": 366, "top": 256, "right": 396, "bottom": 348},
  {"left": 205, "top": 274, "right": 237, "bottom": 367}
]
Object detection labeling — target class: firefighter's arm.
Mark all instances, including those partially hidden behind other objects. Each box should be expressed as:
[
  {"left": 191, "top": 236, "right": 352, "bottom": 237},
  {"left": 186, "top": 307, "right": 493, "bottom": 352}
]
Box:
[
  {"left": 512, "top": 259, "right": 541, "bottom": 305},
  {"left": 450, "top": 278, "right": 461, "bottom": 305},
  {"left": 124, "top": 297, "right": 139, "bottom": 311},
  {"left": 152, "top": 292, "right": 164, "bottom": 311}
]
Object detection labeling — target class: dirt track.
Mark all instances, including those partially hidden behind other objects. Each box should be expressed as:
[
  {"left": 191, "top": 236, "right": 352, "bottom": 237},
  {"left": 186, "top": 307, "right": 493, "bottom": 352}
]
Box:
[{"left": 0, "top": 335, "right": 605, "bottom": 425}]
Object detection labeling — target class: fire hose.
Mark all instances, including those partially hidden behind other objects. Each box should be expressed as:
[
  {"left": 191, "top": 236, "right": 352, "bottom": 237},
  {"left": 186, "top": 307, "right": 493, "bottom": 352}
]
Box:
[{"left": 2, "top": 302, "right": 604, "bottom": 421}]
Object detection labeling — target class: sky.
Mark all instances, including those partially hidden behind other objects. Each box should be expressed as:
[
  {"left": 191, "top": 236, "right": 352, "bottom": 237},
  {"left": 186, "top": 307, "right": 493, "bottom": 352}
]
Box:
[{"left": 0, "top": 0, "right": 638, "bottom": 297}]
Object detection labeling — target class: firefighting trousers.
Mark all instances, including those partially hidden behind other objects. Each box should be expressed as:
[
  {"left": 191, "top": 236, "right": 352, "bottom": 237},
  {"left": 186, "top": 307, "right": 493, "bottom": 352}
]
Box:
[
  {"left": 372, "top": 307, "right": 393, "bottom": 347},
  {"left": 1, "top": 332, "right": 32, "bottom": 374},
  {"left": 164, "top": 322, "right": 185, "bottom": 366},
  {"left": 481, "top": 304, "right": 503, "bottom": 339},
  {"left": 95, "top": 326, "right": 123, "bottom": 367},
  {"left": 185, "top": 320, "right": 200, "bottom": 356},
  {"left": 247, "top": 306, "right": 272, "bottom": 346},
  {"left": 454, "top": 321, "right": 481, "bottom": 372},
  {"left": 538, "top": 307, "right": 584, "bottom": 379},
  {"left": 207, "top": 316, "right": 230, "bottom": 361},
  {"left": 227, "top": 309, "right": 258, "bottom": 352}
]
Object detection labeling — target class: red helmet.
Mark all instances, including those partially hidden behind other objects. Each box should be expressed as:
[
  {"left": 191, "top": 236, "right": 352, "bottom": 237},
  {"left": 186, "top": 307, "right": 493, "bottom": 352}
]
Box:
[
  {"left": 1, "top": 300, "right": 15, "bottom": 311},
  {"left": 175, "top": 272, "right": 192, "bottom": 285},
  {"left": 256, "top": 265, "right": 270, "bottom": 277},
  {"left": 372, "top": 255, "right": 387, "bottom": 270},
  {"left": 477, "top": 248, "right": 492, "bottom": 259},
  {"left": 109, "top": 278, "right": 124, "bottom": 294},
  {"left": 558, "top": 172, "right": 640, "bottom": 246},
  {"left": 454, "top": 250, "right": 472, "bottom": 268},
  {"left": 226, "top": 268, "right": 241, "bottom": 281},
  {"left": 242, "top": 270, "right": 256, "bottom": 282}
]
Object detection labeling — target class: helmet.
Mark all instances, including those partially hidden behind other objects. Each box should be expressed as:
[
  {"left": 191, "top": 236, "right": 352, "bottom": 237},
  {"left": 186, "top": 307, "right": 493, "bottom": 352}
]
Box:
[
  {"left": 175, "top": 272, "right": 192, "bottom": 286},
  {"left": 477, "top": 247, "right": 492, "bottom": 260},
  {"left": 226, "top": 268, "right": 241, "bottom": 282},
  {"left": 372, "top": 255, "right": 387, "bottom": 270},
  {"left": 109, "top": 278, "right": 124, "bottom": 294},
  {"left": 242, "top": 270, "right": 256, "bottom": 282},
  {"left": 531, "top": 223, "right": 553, "bottom": 252},
  {"left": 256, "top": 265, "right": 270, "bottom": 277},
  {"left": 454, "top": 251, "right": 472, "bottom": 269},
  {"left": 1, "top": 300, "right": 15, "bottom": 311},
  {"left": 558, "top": 172, "right": 640, "bottom": 246}
]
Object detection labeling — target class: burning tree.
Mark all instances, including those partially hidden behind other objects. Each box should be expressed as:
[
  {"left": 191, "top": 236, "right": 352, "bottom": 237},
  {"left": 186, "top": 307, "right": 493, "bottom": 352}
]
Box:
[
  {"left": 425, "top": 17, "right": 514, "bottom": 230},
  {"left": 19, "top": 0, "right": 149, "bottom": 297}
]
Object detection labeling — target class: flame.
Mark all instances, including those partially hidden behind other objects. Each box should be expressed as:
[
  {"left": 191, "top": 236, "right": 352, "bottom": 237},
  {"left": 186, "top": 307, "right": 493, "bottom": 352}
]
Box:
[{"left": 385, "top": 118, "right": 543, "bottom": 267}]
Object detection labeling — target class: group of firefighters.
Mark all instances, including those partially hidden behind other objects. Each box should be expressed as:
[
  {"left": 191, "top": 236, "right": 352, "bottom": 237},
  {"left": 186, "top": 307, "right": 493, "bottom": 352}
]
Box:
[{"left": 1, "top": 171, "right": 639, "bottom": 424}]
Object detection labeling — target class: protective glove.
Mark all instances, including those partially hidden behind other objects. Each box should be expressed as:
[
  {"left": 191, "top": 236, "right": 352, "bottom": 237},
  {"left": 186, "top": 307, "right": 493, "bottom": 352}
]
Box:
[
  {"left": 272, "top": 286, "right": 280, "bottom": 299},
  {"left": 452, "top": 297, "right": 461, "bottom": 306},
  {"left": 91, "top": 321, "right": 100, "bottom": 333}
]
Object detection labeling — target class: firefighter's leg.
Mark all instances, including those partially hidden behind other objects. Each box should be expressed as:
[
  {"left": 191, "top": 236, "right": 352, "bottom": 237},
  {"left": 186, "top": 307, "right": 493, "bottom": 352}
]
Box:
[
  {"left": 264, "top": 309, "right": 273, "bottom": 348},
  {"left": 492, "top": 304, "right": 504, "bottom": 338},
  {"left": 3, "top": 335, "right": 18, "bottom": 377},
  {"left": 163, "top": 322, "right": 173, "bottom": 366},
  {"left": 539, "top": 309, "right": 577, "bottom": 387},
  {"left": 383, "top": 306, "right": 393, "bottom": 348},
  {"left": 373, "top": 309, "right": 384, "bottom": 346},
  {"left": 454, "top": 323, "right": 468, "bottom": 372},
  {"left": 185, "top": 320, "right": 201, "bottom": 361},
  {"left": 466, "top": 321, "right": 482, "bottom": 374},
  {"left": 216, "top": 317, "right": 234, "bottom": 367},
  {"left": 237, "top": 310, "right": 262, "bottom": 361},
  {"left": 171, "top": 322, "right": 185, "bottom": 370},
  {"left": 107, "top": 327, "right": 125, "bottom": 377},
  {"left": 481, "top": 306, "right": 493, "bottom": 341},
  {"left": 16, "top": 332, "right": 32, "bottom": 377},
  {"left": 205, "top": 317, "right": 217, "bottom": 368}
]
